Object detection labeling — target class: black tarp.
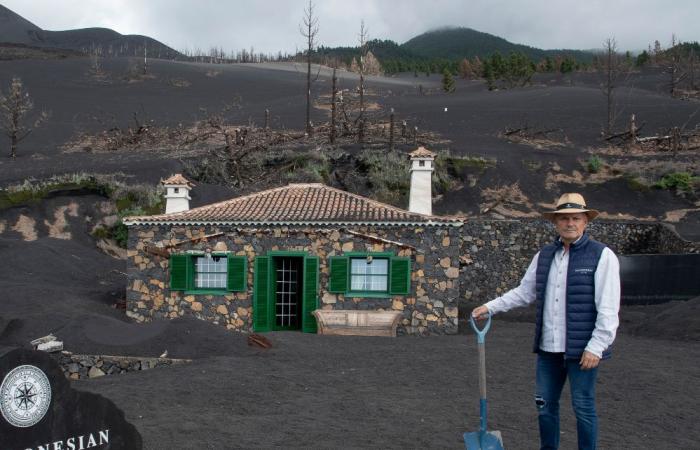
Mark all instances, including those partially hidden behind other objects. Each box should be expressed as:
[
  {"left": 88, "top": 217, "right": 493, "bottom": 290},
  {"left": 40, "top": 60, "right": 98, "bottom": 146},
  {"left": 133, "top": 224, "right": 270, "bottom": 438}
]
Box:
[{"left": 620, "top": 254, "right": 700, "bottom": 304}]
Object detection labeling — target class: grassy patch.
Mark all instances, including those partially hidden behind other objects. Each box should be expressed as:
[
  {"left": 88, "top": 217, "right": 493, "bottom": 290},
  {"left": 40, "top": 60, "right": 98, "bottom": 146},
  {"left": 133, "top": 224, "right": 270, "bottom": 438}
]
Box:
[
  {"left": 1, "top": 173, "right": 164, "bottom": 248},
  {"left": 0, "top": 174, "right": 113, "bottom": 210},
  {"left": 626, "top": 175, "right": 650, "bottom": 191},
  {"left": 439, "top": 155, "right": 496, "bottom": 176}
]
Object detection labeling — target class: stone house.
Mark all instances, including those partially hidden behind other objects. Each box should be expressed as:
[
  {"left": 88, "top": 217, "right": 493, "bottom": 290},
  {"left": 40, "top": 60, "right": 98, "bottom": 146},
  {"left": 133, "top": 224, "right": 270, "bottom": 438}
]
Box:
[{"left": 124, "top": 149, "right": 464, "bottom": 335}]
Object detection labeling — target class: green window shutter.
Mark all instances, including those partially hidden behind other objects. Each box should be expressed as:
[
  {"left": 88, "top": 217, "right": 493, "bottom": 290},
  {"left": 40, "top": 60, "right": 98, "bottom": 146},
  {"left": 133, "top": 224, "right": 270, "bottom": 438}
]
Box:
[
  {"left": 227, "top": 256, "right": 247, "bottom": 292},
  {"left": 302, "top": 256, "right": 319, "bottom": 333},
  {"left": 328, "top": 256, "right": 348, "bottom": 293},
  {"left": 253, "top": 256, "right": 271, "bottom": 332},
  {"left": 389, "top": 257, "right": 411, "bottom": 295},
  {"left": 170, "top": 254, "right": 190, "bottom": 291}
]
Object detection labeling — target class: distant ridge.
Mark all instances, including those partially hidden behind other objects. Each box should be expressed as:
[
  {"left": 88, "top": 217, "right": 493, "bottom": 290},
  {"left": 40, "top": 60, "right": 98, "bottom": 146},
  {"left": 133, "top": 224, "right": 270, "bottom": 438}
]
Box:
[
  {"left": 401, "top": 27, "right": 594, "bottom": 62},
  {"left": 0, "top": 4, "right": 183, "bottom": 59}
]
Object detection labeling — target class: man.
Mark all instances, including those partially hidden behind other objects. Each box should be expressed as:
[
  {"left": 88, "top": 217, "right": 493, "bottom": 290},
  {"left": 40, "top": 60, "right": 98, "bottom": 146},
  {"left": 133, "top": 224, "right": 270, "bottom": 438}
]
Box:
[{"left": 471, "top": 193, "right": 620, "bottom": 450}]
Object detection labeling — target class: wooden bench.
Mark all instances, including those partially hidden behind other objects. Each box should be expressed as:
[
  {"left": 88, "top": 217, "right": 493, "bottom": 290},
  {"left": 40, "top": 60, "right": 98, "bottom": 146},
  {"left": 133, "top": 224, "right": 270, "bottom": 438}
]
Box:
[{"left": 312, "top": 310, "right": 403, "bottom": 337}]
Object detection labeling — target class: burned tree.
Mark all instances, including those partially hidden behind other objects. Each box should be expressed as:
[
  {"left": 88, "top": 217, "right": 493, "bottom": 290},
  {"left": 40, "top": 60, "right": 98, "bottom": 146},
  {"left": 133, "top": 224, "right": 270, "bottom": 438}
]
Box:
[
  {"left": 0, "top": 77, "right": 48, "bottom": 158},
  {"left": 300, "top": 0, "right": 319, "bottom": 136},
  {"left": 357, "top": 20, "right": 368, "bottom": 143},
  {"left": 667, "top": 34, "right": 686, "bottom": 97},
  {"left": 599, "top": 38, "right": 626, "bottom": 136},
  {"left": 330, "top": 68, "right": 337, "bottom": 144}
]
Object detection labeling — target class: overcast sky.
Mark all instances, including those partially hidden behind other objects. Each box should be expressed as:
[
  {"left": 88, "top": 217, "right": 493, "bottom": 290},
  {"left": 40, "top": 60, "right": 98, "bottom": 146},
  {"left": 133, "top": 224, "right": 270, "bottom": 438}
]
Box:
[{"left": 4, "top": 0, "right": 699, "bottom": 54}]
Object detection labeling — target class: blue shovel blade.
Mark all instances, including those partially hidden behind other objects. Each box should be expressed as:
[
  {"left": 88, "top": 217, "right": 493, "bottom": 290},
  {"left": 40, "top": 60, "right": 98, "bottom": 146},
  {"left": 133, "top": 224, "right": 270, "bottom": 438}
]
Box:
[{"left": 463, "top": 430, "right": 504, "bottom": 450}]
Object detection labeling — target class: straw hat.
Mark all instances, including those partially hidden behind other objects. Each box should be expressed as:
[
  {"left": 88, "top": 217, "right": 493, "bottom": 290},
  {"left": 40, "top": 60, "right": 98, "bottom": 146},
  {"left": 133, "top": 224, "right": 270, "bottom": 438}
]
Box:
[{"left": 542, "top": 193, "right": 600, "bottom": 221}]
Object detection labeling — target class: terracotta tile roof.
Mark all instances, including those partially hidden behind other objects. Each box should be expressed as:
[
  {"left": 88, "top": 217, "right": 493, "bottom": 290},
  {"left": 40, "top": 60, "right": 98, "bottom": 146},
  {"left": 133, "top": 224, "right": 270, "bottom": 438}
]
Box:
[
  {"left": 162, "top": 174, "right": 195, "bottom": 187},
  {"left": 409, "top": 146, "right": 436, "bottom": 158},
  {"left": 125, "top": 183, "right": 460, "bottom": 226}
]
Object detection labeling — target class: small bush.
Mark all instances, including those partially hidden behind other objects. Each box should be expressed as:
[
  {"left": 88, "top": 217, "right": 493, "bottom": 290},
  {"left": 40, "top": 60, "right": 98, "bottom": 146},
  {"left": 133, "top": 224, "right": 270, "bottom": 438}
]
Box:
[
  {"left": 586, "top": 156, "right": 603, "bottom": 173},
  {"left": 91, "top": 226, "right": 110, "bottom": 240},
  {"left": 654, "top": 172, "right": 699, "bottom": 195},
  {"left": 111, "top": 221, "right": 129, "bottom": 248}
]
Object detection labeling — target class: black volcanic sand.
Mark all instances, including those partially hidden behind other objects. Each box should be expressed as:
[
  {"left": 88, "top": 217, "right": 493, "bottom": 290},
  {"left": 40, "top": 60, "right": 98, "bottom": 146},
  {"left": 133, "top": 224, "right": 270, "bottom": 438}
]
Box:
[
  {"left": 0, "top": 59, "right": 698, "bottom": 236},
  {"left": 1, "top": 215, "right": 699, "bottom": 448},
  {"left": 0, "top": 59, "right": 699, "bottom": 448}
]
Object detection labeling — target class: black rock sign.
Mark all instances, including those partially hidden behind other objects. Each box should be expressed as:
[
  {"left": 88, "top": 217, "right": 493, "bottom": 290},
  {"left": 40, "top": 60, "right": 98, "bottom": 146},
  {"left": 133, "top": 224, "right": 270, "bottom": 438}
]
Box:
[{"left": 0, "top": 348, "right": 142, "bottom": 450}]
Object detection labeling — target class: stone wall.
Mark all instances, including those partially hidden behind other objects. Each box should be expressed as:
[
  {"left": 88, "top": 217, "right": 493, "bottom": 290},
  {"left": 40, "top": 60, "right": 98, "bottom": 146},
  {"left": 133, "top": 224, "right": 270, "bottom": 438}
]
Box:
[
  {"left": 126, "top": 225, "right": 462, "bottom": 335},
  {"left": 52, "top": 352, "right": 191, "bottom": 380},
  {"left": 459, "top": 219, "right": 699, "bottom": 312}
]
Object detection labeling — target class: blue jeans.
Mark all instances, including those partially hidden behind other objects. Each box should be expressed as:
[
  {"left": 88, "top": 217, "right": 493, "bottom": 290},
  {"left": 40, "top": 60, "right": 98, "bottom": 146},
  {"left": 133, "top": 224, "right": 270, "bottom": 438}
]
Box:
[{"left": 535, "top": 351, "right": 598, "bottom": 450}]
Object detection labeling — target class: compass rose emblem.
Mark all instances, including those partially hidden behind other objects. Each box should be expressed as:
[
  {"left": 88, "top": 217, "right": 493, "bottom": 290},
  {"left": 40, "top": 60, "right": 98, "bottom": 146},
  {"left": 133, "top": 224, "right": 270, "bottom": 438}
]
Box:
[{"left": 0, "top": 365, "right": 51, "bottom": 427}]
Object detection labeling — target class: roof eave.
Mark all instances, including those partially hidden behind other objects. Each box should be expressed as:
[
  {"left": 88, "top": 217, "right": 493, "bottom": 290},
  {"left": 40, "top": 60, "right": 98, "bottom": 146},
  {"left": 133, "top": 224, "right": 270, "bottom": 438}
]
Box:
[{"left": 122, "top": 219, "right": 463, "bottom": 227}]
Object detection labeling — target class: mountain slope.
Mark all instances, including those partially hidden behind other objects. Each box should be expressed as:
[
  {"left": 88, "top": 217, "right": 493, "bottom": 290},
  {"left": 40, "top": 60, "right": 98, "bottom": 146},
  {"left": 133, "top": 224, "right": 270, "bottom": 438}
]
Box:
[
  {"left": 0, "top": 5, "right": 182, "bottom": 59},
  {"left": 0, "top": 4, "right": 42, "bottom": 44},
  {"left": 402, "top": 27, "right": 594, "bottom": 62}
]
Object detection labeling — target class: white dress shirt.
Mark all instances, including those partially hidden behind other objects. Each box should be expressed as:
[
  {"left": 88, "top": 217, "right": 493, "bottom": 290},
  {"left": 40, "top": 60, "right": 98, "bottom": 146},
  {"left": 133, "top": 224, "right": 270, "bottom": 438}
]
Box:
[{"left": 485, "top": 244, "right": 620, "bottom": 358}]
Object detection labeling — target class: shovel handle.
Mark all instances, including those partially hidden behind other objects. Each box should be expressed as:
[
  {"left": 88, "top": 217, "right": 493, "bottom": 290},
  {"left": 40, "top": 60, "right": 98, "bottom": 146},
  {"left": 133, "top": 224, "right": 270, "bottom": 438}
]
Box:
[{"left": 469, "top": 311, "right": 492, "bottom": 344}]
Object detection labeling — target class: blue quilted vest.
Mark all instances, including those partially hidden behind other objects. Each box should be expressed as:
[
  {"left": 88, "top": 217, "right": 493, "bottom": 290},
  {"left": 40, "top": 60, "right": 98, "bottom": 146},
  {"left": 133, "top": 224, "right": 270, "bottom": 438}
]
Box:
[{"left": 533, "top": 232, "right": 611, "bottom": 360}]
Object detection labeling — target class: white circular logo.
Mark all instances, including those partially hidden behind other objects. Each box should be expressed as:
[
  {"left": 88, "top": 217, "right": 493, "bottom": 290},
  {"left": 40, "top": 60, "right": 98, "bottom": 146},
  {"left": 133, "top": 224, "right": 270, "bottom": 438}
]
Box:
[{"left": 0, "top": 365, "right": 52, "bottom": 428}]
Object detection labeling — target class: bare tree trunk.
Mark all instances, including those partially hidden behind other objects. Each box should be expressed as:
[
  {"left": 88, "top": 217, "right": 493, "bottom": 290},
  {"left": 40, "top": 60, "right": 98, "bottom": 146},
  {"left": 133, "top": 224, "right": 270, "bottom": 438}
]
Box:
[
  {"left": 330, "top": 68, "right": 337, "bottom": 144},
  {"left": 629, "top": 114, "right": 637, "bottom": 140},
  {"left": 389, "top": 108, "right": 395, "bottom": 150},
  {"left": 265, "top": 108, "right": 270, "bottom": 130},
  {"left": 358, "top": 20, "right": 368, "bottom": 144},
  {"left": 301, "top": 1, "right": 318, "bottom": 136},
  {"left": 10, "top": 132, "right": 17, "bottom": 158},
  {"left": 690, "top": 49, "right": 697, "bottom": 90},
  {"left": 601, "top": 37, "right": 618, "bottom": 136}
]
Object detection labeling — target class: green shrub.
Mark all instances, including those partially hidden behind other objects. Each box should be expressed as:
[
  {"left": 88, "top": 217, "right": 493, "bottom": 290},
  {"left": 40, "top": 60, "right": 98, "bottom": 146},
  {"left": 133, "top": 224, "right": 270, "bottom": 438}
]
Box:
[
  {"left": 654, "top": 172, "right": 699, "bottom": 195},
  {"left": 111, "top": 221, "right": 129, "bottom": 248},
  {"left": 586, "top": 156, "right": 602, "bottom": 173}
]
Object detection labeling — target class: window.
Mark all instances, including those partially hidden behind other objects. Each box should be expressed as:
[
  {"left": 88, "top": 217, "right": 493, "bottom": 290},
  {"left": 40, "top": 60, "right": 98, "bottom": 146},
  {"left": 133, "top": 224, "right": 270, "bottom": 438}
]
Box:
[
  {"left": 350, "top": 257, "right": 388, "bottom": 291},
  {"left": 328, "top": 253, "right": 411, "bottom": 297},
  {"left": 174, "top": 187, "right": 180, "bottom": 194},
  {"left": 419, "top": 160, "right": 425, "bottom": 167},
  {"left": 194, "top": 256, "right": 227, "bottom": 289},
  {"left": 169, "top": 253, "right": 247, "bottom": 293}
]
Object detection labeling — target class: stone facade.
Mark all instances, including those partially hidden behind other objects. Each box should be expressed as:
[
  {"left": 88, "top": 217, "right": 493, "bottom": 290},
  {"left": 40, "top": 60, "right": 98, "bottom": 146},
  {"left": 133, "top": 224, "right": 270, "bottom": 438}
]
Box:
[
  {"left": 459, "top": 219, "right": 699, "bottom": 308},
  {"left": 126, "top": 218, "right": 697, "bottom": 336},
  {"left": 126, "top": 224, "right": 462, "bottom": 335}
]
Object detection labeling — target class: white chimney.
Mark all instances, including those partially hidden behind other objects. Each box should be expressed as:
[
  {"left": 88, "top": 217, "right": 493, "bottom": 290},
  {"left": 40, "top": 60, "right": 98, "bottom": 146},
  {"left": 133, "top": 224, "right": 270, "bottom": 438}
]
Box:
[
  {"left": 162, "top": 174, "right": 194, "bottom": 214},
  {"left": 408, "top": 146, "right": 435, "bottom": 215}
]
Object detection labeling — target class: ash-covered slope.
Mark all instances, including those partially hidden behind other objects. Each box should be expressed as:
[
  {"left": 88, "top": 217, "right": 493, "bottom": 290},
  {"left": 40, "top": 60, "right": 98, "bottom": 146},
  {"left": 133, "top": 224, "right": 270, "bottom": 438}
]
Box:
[
  {"left": 0, "top": 4, "right": 42, "bottom": 45},
  {"left": 0, "top": 4, "right": 182, "bottom": 59}
]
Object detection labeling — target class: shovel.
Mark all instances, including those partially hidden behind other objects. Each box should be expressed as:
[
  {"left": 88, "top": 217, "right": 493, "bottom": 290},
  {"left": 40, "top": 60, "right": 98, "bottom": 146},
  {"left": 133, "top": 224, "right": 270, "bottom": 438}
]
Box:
[{"left": 464, "top": 312, "right": 504, "bottom": 450}]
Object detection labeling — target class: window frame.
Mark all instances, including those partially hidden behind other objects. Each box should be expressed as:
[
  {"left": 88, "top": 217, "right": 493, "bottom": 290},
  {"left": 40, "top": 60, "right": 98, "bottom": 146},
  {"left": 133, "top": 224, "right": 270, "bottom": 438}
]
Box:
[
  {"left": 193, "top": 254, "right": 228, "bottom": 291},
  {"left": 169, "top": 252, "right": 247, "bottom": 294},
  {"left": 344, "top": 252, "right": 394, "bottom": 298}
]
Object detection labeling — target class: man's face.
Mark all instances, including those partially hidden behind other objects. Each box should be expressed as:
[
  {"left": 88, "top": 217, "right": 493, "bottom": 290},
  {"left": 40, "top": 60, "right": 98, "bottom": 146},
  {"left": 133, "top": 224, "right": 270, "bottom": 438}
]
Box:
[{"left": 554, "top": 213, "right": 588, "bottom": 243}]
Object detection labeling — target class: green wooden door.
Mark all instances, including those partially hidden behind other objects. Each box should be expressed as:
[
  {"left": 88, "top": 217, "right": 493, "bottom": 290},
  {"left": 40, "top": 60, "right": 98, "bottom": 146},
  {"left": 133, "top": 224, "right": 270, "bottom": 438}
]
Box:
[
  {"left": 253, "top": 256, "right": 271, "bottom": 332},
  {"left": 302, "top": 256, "right": 319, "bottom": 333}
]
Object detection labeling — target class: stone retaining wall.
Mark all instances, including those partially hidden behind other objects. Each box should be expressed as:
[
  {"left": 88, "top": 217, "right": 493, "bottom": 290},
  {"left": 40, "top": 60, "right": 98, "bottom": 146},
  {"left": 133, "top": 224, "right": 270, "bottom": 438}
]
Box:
[
  {"left": 52, "top": 351, "right": 191, "bottom": 380},
  {"left": 126, "top": 225, "right": 462, "bottom": 335},
  {"left": 459, "top": 219, "right": 699, "bottom": 310}
]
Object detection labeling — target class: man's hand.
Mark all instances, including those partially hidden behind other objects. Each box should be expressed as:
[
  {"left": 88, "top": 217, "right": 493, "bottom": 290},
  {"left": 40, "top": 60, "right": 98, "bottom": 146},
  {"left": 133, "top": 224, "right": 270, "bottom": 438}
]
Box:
[
  {"left": 579, "top": 350, "right": 600, "bottom": 370},
  {"left": 471, "top": 305, "right": 490, "bottom": 321}
]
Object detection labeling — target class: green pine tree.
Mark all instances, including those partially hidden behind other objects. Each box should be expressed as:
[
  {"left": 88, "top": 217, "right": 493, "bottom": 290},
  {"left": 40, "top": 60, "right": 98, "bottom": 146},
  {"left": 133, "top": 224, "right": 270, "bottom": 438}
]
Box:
[{"left": 442, "top": 68, "right": 455, "bottom": 92}]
